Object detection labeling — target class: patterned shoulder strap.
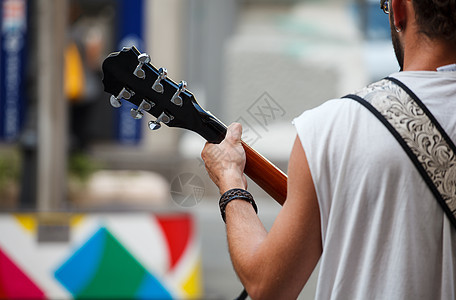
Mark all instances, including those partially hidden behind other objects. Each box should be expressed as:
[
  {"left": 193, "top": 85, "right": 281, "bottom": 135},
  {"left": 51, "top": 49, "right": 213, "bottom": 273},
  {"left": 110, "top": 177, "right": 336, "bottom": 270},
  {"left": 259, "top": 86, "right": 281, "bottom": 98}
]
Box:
[{"left": 344, "top": 77, "right": 456, "bottom": 229}]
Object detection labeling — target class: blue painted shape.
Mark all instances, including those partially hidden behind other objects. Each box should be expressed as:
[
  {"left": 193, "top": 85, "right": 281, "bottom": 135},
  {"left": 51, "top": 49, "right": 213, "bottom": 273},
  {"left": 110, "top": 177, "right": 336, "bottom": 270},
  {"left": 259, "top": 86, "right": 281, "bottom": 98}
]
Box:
[
  {"left": 115, "top": 0, "right": 144, "bottom": 145},
  {"left": 136, "top": 272, "right": 173, "bottom": 300},
  {"left": 0, "top": 0, "right": 28, "bottom": 141},
  {"left": 54, "top": 227, "right": 107, "bottom": 295}
]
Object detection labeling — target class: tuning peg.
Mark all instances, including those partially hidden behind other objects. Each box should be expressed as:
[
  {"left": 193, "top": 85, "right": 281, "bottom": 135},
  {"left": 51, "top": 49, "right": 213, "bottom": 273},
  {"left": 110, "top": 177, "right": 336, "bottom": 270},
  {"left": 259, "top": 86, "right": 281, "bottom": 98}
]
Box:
[
  {"left": 148, "top": 121, "right": 161, "bottom": 130},
  {"left": 148, "top": 112, "right": 174, "bottom": 130},
  {"left": 152, "top": 67, "right": 167, "bottom": 93},
  {"left": 130, "top": 99, "right": 154, "bottom": 119},
  {"left": 110, "top": 87, "right": 134, "bottom": 108},
  {"left": 133, "top": 53, "right": 151, "bottom": 79},
  {"left": 110, "top": 95, "right": 122, "bottom": 108},
  {"left": 170, "top": 80, "right": 187, "bottom": 106}
]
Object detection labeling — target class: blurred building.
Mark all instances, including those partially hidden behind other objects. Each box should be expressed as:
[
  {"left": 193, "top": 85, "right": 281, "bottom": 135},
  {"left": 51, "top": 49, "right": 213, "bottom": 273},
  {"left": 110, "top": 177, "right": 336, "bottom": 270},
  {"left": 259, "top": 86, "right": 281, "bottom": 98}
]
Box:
[{"left": 0, "top": 0, "right": 399, "bottom": 298}]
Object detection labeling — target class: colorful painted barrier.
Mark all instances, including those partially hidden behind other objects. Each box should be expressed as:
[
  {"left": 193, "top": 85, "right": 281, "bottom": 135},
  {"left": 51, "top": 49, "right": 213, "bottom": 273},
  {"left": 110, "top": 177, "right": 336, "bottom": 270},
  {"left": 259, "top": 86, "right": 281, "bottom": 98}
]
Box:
[{"left": 0, "top": 212, "right": 202, "bottom": 299}]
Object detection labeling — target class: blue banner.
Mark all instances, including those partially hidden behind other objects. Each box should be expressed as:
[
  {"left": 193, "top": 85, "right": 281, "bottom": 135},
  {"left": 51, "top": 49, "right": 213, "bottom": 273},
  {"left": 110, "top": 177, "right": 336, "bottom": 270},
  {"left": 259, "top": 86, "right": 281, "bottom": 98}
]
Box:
[
  {"left": 0, "top": 0, "right": 28, "bottom": 141},
  {"left": 115, "top": 0, "right": 144, "bottom": 144}
]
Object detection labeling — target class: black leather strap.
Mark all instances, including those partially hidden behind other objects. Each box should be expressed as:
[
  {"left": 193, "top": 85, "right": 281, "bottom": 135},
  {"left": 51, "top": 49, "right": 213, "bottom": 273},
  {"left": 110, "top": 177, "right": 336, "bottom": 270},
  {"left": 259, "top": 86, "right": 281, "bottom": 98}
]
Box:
[{"left": 219, "top": 188, "right": 257, "bottom": 223}]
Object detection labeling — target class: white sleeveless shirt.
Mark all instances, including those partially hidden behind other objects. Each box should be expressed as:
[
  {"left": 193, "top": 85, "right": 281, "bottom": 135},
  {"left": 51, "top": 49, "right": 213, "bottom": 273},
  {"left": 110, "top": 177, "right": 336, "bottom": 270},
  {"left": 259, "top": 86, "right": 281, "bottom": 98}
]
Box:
[{"left": 293, "top": 71, "right": 456, "bottom": 299}]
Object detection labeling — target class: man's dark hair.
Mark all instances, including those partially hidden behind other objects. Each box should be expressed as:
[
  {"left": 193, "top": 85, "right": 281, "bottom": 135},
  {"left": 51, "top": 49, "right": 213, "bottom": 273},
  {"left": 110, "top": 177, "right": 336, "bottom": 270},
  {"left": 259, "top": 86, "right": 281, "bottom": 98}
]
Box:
[{"left": 413, "top": 0, "right": 456, "bottom": 41}]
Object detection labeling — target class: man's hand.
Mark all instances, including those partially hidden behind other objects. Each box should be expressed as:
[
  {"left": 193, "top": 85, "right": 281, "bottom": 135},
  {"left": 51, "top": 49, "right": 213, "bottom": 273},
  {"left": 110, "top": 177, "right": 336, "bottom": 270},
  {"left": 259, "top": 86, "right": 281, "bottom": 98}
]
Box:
[{"left": 201, "top": 123, "right": 248, "bottom": 194}]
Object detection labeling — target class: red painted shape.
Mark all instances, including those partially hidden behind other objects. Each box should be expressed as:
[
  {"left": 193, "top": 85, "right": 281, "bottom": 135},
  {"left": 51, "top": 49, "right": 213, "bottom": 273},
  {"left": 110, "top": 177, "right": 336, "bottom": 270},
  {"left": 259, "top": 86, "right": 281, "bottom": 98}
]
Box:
[
  {"left": 156, "top": 214, "right": 193, "bottom": 271},
  {"left": 0, "top": 247, "right": 45, "bottom": 299}
]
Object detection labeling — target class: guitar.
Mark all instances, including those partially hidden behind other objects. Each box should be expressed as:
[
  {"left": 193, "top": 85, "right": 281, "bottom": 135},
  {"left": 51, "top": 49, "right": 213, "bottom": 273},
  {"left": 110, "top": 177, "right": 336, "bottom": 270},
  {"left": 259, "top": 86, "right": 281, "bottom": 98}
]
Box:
[{"left": 102, "top": 46, "right": 287, "bottom": 205}]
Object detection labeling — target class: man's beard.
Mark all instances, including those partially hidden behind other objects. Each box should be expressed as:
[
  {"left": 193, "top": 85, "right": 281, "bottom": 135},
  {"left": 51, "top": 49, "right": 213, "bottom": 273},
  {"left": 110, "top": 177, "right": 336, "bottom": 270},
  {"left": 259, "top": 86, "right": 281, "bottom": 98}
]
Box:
[{"left": 390, "top": 12, "right": 404, "bottom": 71}]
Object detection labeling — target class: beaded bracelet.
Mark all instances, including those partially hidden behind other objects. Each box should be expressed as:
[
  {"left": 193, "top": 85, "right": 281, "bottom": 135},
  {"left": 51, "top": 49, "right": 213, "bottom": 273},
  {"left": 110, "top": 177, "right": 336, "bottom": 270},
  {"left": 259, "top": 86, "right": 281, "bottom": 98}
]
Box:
[{"left": 219, "top": 188, "right": 257, "bottom": 223}]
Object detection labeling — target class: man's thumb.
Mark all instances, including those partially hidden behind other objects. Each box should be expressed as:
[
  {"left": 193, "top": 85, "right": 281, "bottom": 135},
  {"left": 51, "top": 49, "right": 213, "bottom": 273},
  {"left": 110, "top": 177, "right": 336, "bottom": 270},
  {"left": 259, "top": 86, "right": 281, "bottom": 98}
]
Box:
[{"left": 226, "top": 122, "right": 242, "bottom": 143}]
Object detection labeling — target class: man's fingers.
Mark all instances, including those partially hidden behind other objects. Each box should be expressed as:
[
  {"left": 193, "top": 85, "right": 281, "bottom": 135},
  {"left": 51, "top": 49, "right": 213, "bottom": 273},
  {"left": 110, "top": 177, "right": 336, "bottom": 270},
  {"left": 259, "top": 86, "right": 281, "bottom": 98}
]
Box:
[{"left": 201, "top": 142, "right": 210, "bottom": 160}]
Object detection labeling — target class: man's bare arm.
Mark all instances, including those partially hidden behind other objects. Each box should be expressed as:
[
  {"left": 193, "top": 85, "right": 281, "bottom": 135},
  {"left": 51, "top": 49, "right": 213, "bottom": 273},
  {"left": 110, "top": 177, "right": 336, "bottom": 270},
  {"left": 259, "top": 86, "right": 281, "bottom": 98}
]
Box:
[{"left": 202, "top": 124, "right": 322, "bottom": 299}]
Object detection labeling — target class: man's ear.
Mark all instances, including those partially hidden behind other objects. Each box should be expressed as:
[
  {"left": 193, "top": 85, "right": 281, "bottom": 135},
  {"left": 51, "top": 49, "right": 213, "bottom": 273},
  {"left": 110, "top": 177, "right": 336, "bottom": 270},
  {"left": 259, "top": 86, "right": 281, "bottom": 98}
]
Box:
[{"left": 390, "top": 0, "right": 407, "bottom": 31}]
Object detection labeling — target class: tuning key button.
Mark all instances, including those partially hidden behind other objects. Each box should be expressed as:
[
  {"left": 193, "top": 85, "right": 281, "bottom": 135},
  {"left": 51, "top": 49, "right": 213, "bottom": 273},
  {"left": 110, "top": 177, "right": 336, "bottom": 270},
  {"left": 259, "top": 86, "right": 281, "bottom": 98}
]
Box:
[
  {"left": 152, "top": 67, "right": 167, "bottom": 93},
  {"left": 148, "top": 121, "right": 161, "bottom": 130},
  {"left": 110, "top": 95, "right": 122, "bottom": 108},
  {"left": 148, "top": 112, "right": 174, "bottom": 130},
  {"left": 110, "top": 87, "right": 134, "bottom": 108},
  {"left": 130, "top": 99, "right": 155, "bottom": 120},
  {"left": 171, "top": 80, "right": 187, "bottom": 106},
  {"left": 133, "top": 53, "right": 151, "bottom": 79},
  {"left": 130, "top": 109, "right": 143, "bottom": 119}
]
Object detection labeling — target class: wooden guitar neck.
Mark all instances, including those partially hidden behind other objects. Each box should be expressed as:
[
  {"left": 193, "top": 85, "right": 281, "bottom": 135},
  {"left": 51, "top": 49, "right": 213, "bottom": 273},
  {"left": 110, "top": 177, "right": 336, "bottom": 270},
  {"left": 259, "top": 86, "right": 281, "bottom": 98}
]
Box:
[{"left": 242, "top": 141, "right": 287, "bottom": 205}]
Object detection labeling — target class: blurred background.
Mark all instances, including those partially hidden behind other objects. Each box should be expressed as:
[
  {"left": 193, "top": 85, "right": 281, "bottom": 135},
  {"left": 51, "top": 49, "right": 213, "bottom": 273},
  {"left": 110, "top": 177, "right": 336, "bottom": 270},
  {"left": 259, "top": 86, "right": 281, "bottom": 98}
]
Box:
[{"left": 0, "top": 0, "right": 398, "bottom": 299}]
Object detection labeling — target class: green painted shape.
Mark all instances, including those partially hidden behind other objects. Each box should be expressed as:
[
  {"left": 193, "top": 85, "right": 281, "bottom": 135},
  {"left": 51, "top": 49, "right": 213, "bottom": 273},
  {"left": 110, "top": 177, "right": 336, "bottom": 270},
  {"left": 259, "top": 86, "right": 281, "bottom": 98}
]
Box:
[{"left": 76, "top": 228, "right": 146, "bottom": 299}]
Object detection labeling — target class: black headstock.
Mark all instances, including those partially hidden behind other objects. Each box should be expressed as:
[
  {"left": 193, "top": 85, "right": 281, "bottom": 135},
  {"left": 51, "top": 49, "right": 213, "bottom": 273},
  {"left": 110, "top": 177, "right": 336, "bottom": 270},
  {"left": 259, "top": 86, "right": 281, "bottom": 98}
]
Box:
[{"left": 102, "top": 46, "right": 227, "bottom": 143}]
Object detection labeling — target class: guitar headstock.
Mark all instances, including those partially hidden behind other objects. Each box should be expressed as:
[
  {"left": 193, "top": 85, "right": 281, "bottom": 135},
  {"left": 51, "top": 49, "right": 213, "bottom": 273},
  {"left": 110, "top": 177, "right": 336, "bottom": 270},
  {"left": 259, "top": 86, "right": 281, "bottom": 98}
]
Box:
[{"left": 102, "top": 46, "right": 227, "bottom": 143}]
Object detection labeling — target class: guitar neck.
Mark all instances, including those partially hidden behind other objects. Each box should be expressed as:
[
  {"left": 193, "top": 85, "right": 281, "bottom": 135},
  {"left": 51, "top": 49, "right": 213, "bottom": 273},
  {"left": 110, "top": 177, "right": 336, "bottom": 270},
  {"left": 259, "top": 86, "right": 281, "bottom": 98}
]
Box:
[
  {"left": 196, "top": 110, "right": 288, "bottom": 204},
  {"left": 242, "top": 141, "right": 287, "bottom": 205},
  {"left": 206, "top": 118, "right": 288, "bottom": 205}
]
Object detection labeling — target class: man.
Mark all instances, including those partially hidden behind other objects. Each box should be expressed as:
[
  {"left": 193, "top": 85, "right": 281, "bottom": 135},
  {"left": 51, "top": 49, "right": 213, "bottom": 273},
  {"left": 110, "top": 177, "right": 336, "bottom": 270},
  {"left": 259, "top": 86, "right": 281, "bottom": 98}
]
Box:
[{"left": 201, "top": 0, "right": 456, "bottom": 298}]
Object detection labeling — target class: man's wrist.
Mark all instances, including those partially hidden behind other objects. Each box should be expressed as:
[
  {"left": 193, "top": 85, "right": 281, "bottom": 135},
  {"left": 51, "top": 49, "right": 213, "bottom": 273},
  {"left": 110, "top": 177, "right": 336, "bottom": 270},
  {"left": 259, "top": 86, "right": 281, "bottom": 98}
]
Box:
[
  {"left": 219, "top": 171, "right": 245, "bottom": 193},
  {"left": 220, "top": 184, "right": 246, "bottom": 195},
  {"left": 219, "top": 188, "right": 257, "bottom": 223},
  {"left": 219, "top": 179, "right": 247, "bottom": 195}
]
